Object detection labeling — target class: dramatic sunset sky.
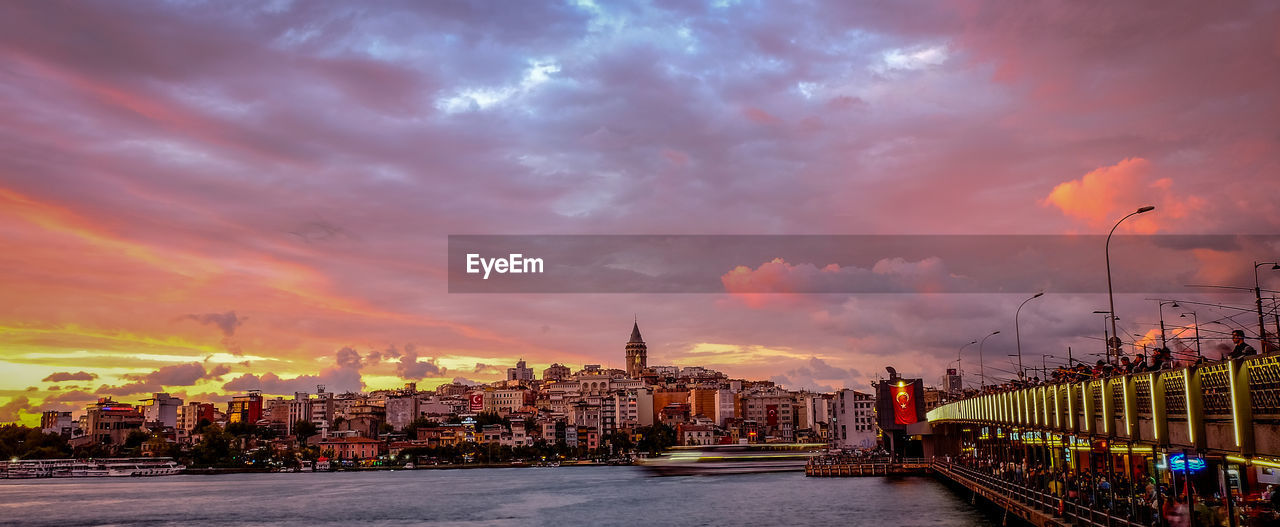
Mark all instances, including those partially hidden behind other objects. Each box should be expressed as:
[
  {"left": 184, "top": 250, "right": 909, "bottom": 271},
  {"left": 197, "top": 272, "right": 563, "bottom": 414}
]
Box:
[{"left": 2, "top": 1, "right": 1279, "bottom": 426}]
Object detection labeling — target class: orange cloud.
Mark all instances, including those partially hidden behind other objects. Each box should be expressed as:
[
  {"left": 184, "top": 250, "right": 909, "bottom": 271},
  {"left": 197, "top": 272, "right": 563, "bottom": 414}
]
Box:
[{"left": 1043, "top": 158, "right": 1206, "bottom": 233}]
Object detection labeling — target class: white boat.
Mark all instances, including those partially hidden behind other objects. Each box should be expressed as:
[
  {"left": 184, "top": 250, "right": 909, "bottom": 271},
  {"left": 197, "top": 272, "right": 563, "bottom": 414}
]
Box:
[
  {"left": 639, "top": 443, "right": 825, "bottom": 476},
  {"left": 5, "top": 458, "right": 184, "bottom": 478},
  {"left": 104, "top": 459, "right": 185, "bottom": 477}
]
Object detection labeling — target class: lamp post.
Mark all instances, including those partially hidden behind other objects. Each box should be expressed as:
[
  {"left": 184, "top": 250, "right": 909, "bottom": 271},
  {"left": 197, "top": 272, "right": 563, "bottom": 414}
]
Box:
[
  {"left": 1254, "top": 261, "right": 1279, "bottom": 353},
  {"left": 979, "top": 330, "right": 1001, "bottom": 389},
  {"left": 1015, "top": 292, "right": 1044, "bottom": 379},
  {"left": 1157, "top": 300, "right": 1179, "bottom": 349},
  {"left": 1093, "top": 310, "right": 1115, "bottom": 356},
  {"left": 1106, "top": 205, "right": 1155, "bottom": 365},
  {"left": 1179, "top": 311, "right": 1201, "bottom": 360},
  {"left": 957, "top": 340, "right": 977, "bottom": 391}
]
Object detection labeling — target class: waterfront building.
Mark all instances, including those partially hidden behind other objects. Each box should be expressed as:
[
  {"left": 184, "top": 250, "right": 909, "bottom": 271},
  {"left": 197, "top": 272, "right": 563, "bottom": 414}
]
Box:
[
  {"left": 177, "top": 402, "right": 215, "bottom": 434},
  {"left": 613, "top": 388, "right": 653, "bottom": 430},
  {"left": 741, "top": 387, "right": 795, "bottom": 442},
  {"left": 384, "top": 395, "right": 418, "bottom": 431},
  {"left": 139, "top": 393, "right": 182, "bottom": 429},
  {"left": 82, "top": 398, "right": 145, "bottom": 446},
  {"left": 483, "top": 388, "right": 529, "bottom": 415},
  {"left": 507, "top": 359, "right": 534, "bottom": 382},
  {"left": 41, "top": 410, "right": 74, "bottom": 438},
  {"left": 677, "top": 423, "right": 717, "bottom": 445},
  {"left": 713, "top": 389, "right": 737, "bottom": 427},
  {"left": 262, "top": 397, "right": 290, "bottom": 436},
  {"left": 227, "top": 392, "right": 263, "bottom": 425},
  {"left": 652, "top": 389, "right": 689, "bottom": 424},
  {"left": 831, "top": 389, "right": 877, "bottom": 449},
  {"left": 688, "top": 388, "right": 718, "bottom": 420},
  {"left": 625, "top": 321, "right": 647, "bottom": 378},
  {"left": 542, "top": 363, "right": 571, "bottom": 381},
  {"left": 286, "top": 392, "right": 311, "bottom": 436},
  {"left": 318, "top": 437, "right": 384, "bottom": 460}
]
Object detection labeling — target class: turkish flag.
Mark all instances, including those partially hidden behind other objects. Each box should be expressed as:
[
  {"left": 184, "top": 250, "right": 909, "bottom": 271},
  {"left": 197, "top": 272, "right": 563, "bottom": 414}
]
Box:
[
  {"left": 893, "top": 383, "right": 917, "bottom": 424},
  {"left": 469, "top": 392, "right": 484, "bottom": 412},
  {"left": 766, "top": 405, "right": 778, "bottom": 427}
]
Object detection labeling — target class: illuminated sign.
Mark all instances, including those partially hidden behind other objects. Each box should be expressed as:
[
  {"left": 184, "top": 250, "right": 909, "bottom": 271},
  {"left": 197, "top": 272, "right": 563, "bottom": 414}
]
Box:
[{"left": 1159, "top": 453, "right": 1206, "bottom": 473}]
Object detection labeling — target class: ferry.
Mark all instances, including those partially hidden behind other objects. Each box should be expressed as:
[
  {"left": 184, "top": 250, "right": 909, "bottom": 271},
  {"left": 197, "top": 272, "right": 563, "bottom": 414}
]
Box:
[
  {"left": 639, "top": 443, "right": 826, "bottom": 476},
  {"left": 4, "top": 458, "right": 184, "bottom": 478}
]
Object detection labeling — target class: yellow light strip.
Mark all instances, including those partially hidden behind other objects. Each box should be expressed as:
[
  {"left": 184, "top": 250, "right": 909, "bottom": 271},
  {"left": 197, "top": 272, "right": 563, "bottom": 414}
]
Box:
[
  {"left": 1184, "top": 373, "right": 1195, "bottom": 445},
  {"left": 1228, "top": 364, "right": 1240, "bottom": 447}
]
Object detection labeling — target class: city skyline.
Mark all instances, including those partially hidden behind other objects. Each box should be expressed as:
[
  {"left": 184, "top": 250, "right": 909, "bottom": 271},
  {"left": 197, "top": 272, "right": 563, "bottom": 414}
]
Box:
[{"left": 3, "top": 1, "right": 1280, "bottom": 426}]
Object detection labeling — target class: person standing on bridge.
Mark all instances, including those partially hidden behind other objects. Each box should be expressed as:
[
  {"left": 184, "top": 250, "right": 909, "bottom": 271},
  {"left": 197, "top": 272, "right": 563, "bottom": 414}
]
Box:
[{"left": 1228, "top": 330, "right": 1257, "bottom": 359}]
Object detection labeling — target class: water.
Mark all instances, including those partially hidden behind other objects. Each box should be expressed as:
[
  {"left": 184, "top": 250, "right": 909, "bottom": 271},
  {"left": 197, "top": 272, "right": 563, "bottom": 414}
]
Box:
[{"left": 0, "top": 467, "right": 994, "bottom": 526}]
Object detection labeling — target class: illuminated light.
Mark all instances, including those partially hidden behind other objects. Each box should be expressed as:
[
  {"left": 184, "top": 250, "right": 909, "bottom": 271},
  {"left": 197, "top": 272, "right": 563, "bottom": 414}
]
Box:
[
  {"left": 1145, "top": 373, "right": 1158, "bottom": 441},
  {"left": 1158, "top": 453, "right": 1205, "bottom": 473},
  {"left": 1184, "top": 373, "right": 1194, "bottom": 445},
  {"left": 1123, "top": 379, "right": 1132, "bottom": 437},
  {"left": 1228, "top": 363, "right": 1241, "bottom": 447},
  {"left": 898, "top": 381, "right": 905, "bottom": 387},
  {"left": 1226, "top": 455, "right": 1248, "bottom": 465},
  {"left": 1253, "top": 459, "right": 1280, "bottom": 470}
]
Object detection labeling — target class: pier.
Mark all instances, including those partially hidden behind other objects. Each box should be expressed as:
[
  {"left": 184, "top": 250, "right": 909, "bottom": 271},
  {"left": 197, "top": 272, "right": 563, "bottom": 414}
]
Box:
[{"left": 805, "top": 457, "right": 930, "bottom": 477}]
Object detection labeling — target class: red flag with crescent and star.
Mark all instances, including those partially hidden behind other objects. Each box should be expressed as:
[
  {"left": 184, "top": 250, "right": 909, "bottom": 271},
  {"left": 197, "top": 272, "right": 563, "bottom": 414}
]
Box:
[{"left": 893, "top": 383, "right": 917, "bottom": 424}]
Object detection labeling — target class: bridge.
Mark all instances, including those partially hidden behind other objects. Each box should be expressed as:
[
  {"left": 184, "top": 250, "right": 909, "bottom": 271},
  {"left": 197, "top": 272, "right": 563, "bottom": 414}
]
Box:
[{"left": 924, "top": 354, "right": 1280, "bottom": 526}]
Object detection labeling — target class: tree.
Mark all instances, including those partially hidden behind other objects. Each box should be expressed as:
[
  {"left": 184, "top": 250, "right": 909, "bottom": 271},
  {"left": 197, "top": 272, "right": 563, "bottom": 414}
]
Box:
[
  {"left": 293, "top": 420, "right": 318, "bottom": 442},
  {"left": 0, "top": 425, "right": 71, "bottom": 460}
]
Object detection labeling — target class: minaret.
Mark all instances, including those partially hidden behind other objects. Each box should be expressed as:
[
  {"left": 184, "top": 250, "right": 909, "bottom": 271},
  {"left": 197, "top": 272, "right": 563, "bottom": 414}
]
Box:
[{"left": 625, "top": 318, "right": 647, "bottom": 378}]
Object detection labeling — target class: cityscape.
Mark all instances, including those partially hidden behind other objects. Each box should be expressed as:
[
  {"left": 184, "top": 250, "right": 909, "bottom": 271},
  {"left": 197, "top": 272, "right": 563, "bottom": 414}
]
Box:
[
  {"left": 3, "top": 0, "right": 1280, "bottom": 525},
  {"left": 6, "top": 320, "right": 886, "bottom": 469}
]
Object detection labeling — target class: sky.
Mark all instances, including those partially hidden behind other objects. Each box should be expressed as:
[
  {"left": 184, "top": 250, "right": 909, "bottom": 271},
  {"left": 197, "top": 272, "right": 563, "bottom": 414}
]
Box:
[{"left": 2, "top": 0, "right": 1279, "bottom": 426}]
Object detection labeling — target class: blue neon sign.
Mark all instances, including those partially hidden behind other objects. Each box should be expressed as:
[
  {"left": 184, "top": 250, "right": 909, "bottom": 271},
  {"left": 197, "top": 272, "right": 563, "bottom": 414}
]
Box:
[{"left": 1161, "top": 454, "right": 1205, "bottom": 473}]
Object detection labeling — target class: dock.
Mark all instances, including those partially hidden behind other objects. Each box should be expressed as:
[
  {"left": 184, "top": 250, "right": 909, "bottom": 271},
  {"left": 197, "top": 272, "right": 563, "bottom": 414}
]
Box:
[{"left": 804, "top": 457, "right": 931, "bottom": 477}]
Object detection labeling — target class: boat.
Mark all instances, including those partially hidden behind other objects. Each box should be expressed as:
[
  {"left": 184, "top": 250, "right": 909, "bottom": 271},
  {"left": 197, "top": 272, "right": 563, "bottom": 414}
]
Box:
[
  {"left": 5, "top": 458, "right": 184, "bottom": 478},
  {"left": 638, "top": 443, "right": 826, "bottom": 476}
]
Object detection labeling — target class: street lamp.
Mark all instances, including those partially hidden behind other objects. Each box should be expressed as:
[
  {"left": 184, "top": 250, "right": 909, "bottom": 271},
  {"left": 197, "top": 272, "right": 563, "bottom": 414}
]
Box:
[
  {"left": 1254, "top": 261, "right": 1279, "bottom": 353},
  {"left": 1016, "top": 292, "right": 1044, "bottom": 379},
  {"left": 978, "top": 330, "right": 1001, "bottom": 389},
  {"left": 956, "top": 340, "right": 977, "bottom": 391},
  {"left": 1157, "top": 300, "right": 1180, "bottom": 349},
  {"left": 1179, "top": 311, "right": 1201, "bottom": 360},
  {"left": 1105, "top": 205, "right": 1155, "bottom": 365}
]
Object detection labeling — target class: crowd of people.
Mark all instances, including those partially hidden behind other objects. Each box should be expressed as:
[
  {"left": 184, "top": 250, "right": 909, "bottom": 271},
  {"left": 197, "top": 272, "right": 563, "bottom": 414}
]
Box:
[
  {"left": 970, "top": 330, "right": 1264, "bottom": 396},
  {"left": 949, "top": 453, "right": 1280, "bottom": 526}
]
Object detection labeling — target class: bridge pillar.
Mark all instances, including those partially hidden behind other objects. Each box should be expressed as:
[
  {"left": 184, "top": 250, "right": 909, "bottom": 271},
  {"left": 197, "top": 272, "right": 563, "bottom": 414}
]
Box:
[
  {"left": 1228, "top": 358, "right": 1255, "bottom": 455},
  {"left": 1149, "top": 372, "right": 1169, "bottom": 447}
]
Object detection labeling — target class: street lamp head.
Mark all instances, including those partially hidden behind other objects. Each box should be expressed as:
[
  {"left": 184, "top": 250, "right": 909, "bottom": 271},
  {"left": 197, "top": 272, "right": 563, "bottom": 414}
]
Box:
[
  {"left": 1272, "top": 263, "right": 1280, "bottom": 270},
  {"left": 1033, "top": 292, "right": 1044, "bottom": 299},
  {"left": 1137, "top": 205, "right": 1155, "bottom": 213},
  {"left": 992, "top": 330, "right": 1000, "bottom": 335},
  {"left": 1171, "top": 301, "right": 1179, "bottom": 308}
]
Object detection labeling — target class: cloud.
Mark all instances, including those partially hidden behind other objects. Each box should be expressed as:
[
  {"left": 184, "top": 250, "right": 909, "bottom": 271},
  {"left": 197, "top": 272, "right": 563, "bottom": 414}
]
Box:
[
  {"left": 335, "top": 346, "right": 362, "bottom": 369},
  {"left": 472, "top": 363, "right": 503, "bottom": 374},
  {"left": 222, "top": 347, "right": 364, "bottom": 395},
  {"left": 181, "top": 311, "right": 245, "bottom": 337},
  {"left": 1043, "top": 158, "right": 1206, "bottom": 233},
  {"left": 123, "top": 361, "right": 227, "bottom": 387},
  {"left": 769, "top": 357, "right": 860, "bottom": 392},
  {"left": 393, "top": 344, "right": 446, "bottom": 380},
  {"left": 42, "top": 371, "right": 97, "bottom": 382},
  {"left": 451, "top": 377, "right": 482, "bottom": 386},
  {"left": 721, "top": 256, "right": 966, "bottom": 307},
  {"left": 0, "top": 396, "right": 36, "bottom": 422},
  {"left": 96, "top": 381, "right": 161, "bottom": 397}
]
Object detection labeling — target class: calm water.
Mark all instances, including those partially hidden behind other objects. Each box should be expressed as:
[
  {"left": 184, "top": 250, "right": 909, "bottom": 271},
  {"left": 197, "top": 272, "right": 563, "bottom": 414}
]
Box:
[{"left": 0, "top": 467, "right": 993, "bottom": 526}]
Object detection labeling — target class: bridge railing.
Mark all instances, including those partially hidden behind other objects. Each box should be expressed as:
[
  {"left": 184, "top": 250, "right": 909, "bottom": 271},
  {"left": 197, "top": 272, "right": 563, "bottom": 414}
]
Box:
[
  {"left": 934, "top": 460, "right": 1146, "bottom": 527},
  {"left": 927, "top": 354, "right": 1280, "bottom": 454}
]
